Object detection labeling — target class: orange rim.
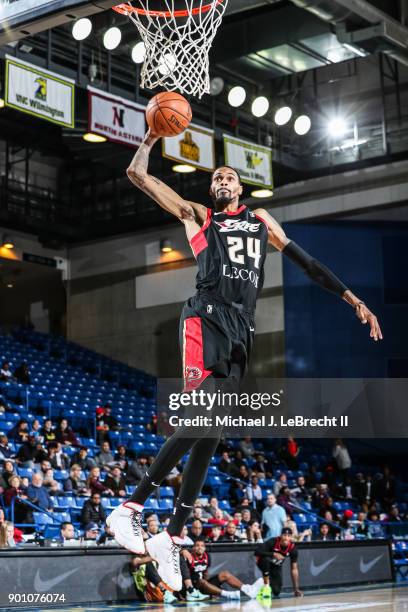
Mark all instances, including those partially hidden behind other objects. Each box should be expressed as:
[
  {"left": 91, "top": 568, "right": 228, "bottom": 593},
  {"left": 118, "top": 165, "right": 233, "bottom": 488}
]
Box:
[{"left": 113, "top": 0, "right": 223, "bottom": 18}]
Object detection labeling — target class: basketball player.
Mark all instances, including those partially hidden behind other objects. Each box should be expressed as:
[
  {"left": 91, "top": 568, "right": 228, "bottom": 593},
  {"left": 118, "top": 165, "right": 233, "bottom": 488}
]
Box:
[
  {"left": 256, "top": 527, "right": 302, "bottom": 599},
  {"left": 107, "top": 129, "right": 382, "bottom": 590}
]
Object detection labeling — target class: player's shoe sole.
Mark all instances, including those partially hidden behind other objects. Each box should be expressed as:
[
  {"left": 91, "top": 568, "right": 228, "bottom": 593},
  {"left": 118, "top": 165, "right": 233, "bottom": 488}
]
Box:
[{"left": 106, "top": 501, "right": 145, "bottom": 554}]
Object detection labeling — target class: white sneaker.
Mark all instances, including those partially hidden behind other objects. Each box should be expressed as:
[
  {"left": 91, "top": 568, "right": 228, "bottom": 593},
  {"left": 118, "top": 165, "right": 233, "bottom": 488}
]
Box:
[
  {"left": 106, "top": 501, "right": 145, "bottom": 553},
  {"left": 145, "top": 530, "right": 182, "bottom": 591},
  {"left": 241, "top": 577, "right": 264, "bottom": 599},
  {"left": 221, "top": 590, "right": 241, "bottom": 600},
  {"left": 186, "top": 588, "right": 209, "bottom": 601},
  {"left": 163, "top": 590, "right": 178, "bottom": 604}
]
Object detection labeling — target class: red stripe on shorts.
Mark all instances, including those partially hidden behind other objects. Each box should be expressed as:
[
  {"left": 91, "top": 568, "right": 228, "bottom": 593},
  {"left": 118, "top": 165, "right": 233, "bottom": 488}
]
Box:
[{"left": 183, "top": 317, "right": 212, "bottom": 391}]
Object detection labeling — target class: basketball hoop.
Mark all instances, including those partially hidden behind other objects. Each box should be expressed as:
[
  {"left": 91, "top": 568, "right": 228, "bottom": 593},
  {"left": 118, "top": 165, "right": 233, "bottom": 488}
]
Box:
[{"left": 113, "top": 0, "right": 228, "bottom": 98}]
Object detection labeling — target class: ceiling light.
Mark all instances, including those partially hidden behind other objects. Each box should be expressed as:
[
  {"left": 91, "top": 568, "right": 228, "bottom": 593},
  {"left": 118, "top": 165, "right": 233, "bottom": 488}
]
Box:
[
  {"left": 274, "top": 106, "right": 292, "bottom": 126},
  {"left": 6, "top": 283, "right": 13, "bottom": 289},
  {"left": 103, "top": 27, "right": 121, "bottom": 51},
  {"left": 2, "top": 234, "right": 14, "bottom": 249},
  {"left": 251, "top": 96, "right": 269, "bottom": 118},
  {"left": 172, "top": 164, "right": 196, "bottom": 173},
  {"left": 228, "top": 86, "right": 246, "bottom": 108},
  {"left": 294, "top": 115, "right": 311, "bottom": 135},
  {"left": 72, "top": 18, "right": 92, "bottom": 41},
  {"left": 0, "top": 99, "right": 5, "bottom": 109},
  {"left": 251, "top": 189, "right": 273, "bottom": 198},
  {"left": 83, "top": 132, "right": 107, "bottom": 143},
  {"left": 131, "top": 41, "right": 146, "bottom": 64},
  {"left": 210, "top": 77, "right": 225, "bottom": 96},
  {"left": 328, "top": 117, "right": 348, "bottom": 138},
  {"left": 160, "top": 239, "right": 173, "bottom": 253}
]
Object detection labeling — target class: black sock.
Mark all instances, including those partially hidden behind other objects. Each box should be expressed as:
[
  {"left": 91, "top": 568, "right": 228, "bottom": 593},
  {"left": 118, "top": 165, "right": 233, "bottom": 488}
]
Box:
[{"left": 167, "top": 435, "right": 220, "bottom": 537}]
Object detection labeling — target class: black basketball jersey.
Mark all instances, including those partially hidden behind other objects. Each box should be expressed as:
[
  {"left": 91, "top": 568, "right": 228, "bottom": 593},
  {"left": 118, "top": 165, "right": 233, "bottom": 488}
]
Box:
[{"left": 189, "top": 204, "right": 268, "bottom": 311}]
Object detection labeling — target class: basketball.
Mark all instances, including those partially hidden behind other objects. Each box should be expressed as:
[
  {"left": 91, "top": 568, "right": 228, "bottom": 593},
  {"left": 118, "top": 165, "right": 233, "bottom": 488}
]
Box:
[{"left": 146, "top": 92, "right": 192, "bottom": 137}]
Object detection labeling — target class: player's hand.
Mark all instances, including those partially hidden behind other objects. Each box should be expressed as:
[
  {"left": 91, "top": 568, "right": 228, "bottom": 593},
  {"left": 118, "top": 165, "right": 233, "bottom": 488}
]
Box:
[
  {"left": 294, "top": 589, "right": 303, "bottom": 597},
  {"left": 355, "top": 303, "right": 383, "bottom": 341}
]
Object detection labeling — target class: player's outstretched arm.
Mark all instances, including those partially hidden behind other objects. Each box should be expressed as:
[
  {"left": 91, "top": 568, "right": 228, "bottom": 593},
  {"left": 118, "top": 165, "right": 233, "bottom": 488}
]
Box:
[
  {"left": 126, "top": 129, "right": 207, "bottom": 226},
  {"left": 254, "top": 207, "right": 383, "bottom": 342}
]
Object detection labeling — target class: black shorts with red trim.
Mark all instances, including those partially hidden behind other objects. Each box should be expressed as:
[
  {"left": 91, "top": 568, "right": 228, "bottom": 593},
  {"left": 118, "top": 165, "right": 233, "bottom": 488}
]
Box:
[{"left": 180, "top": 292, "right": 255, "bottom": 392}]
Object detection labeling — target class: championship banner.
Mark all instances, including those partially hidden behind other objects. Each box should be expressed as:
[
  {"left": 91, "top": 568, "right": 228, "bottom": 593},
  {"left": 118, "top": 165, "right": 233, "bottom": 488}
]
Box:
[
  {"left": 223, "top": 134, "right": 273, "bottom": 188},
  {"left": 5, "top": 55, "right": 75, "bottom": 128},
  {"left": 88, "top": 87, "right": 145, "bottom": 147},
  {"left": 163, "top": 123, "right": 215, "bottom": 171}
]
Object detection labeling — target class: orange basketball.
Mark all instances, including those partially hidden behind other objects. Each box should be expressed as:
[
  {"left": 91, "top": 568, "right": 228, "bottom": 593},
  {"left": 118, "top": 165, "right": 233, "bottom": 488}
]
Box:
[{"left": 146, "top": 92, "right": 192, "bottom": 137}]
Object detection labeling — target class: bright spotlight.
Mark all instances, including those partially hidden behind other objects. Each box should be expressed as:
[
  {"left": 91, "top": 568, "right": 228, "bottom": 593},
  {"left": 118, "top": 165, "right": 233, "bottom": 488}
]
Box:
[
  {"left": 251, "top": 96, "right": 269, "bottom": 118},
  {"left": 0, "top": 99, "right": 5, "bottom": 109},
  {"left": 83, "top": 132, "right": 107, "bottom": 143},
  {"left": 328, "top": 117, "right": 348, "bottom": 138},
  {"left": 172, "top": 164, "right": 196, "bottom": 173},
  {"left": 132, "top": 41, "right": 146, "bottom": 64},
  {"left": 228, "top": 86, "right": 246, "bottom": 108},
  {"left": 294, "top": 115, "right": 311, "bottom": 135},
  {"left": 72, "top": 18, "right": 92, "bottom": 41},
  {"left": 274, "top": 106, "right": 292, "bottom": 126},
  {"left": 103, "top": 27, "right": 121, "bottom": 51},
  {"left": 158, "top": 53, "right": 177, "bottom": 76},
  {"left": 251, "top": 189, "right": 273, "bottom": 198}
]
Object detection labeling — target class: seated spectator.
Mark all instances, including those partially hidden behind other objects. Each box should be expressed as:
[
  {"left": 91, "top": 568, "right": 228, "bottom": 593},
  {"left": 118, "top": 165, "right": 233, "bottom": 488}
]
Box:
[
  {"left": 188, "top": 519, "right": 204, "bottom": 543},
  {"left": 115, "top": 445, "right": 131, "bottom": 472},
  {"left": 14, "top": 362, "right": 30, "bottom": 385},
  {"left": 5, "top": 521, "right": 17, "bottom": 547},
  {"left": 314, "top": 522, "right": 334, "bottom": 542},
  {"left": 0, "top": 435, "right": 14, "bottom": 462},
  {"left": 236, "top": 497, "right": 260, "bottom": 522},
  {"left": 0, "top": 394, "right": 9, "bottom": 414},
  {"left": 273, "top": 473, "right": 287, "bottom": 497},
  {"left": 207, "top": 524, "right": 222, "bottom": 543},
  {"left": 4, "top": 475, "right": 31, "bottom": 524},
  {"left": 47, "top": 442, "right": 70, "bottom": 471},
  {"left": 192, "top": 506, "right": 205, "bottom": 523},
  {"left": 246, "top": 475, "right": 263, "bottom": 511},
  {"left": 29, "top": 419, "right": 43, "bottom": 443},
  {"left": 27, "top": 472, "right": 54, "bottom": 512},
  {"left": 219, "top": 451, "right": 239, "bottom": 478},
  {"left": 252, "top": 454, "right": 271, "bottom": 478},
  {"left": 339, "top": 509, "right": 355, "bottom": 540},
  {"left": 387, "top": 504, "right": 403, "bottom": 523},
  {"left": 318, "top": 496, "right": 339, "bottom": 521},
  {"left": 42, "top": 419, "right": 56, "bottom": 445},
  {"left": 277, "top": 487, "right": 296, "bottom": 515},
  {"left": 42, "top": 468, "right": 61, "bottom": 494},
  {"left": 0, "top": 361, "right": 14, "bottom": 381},
  {"left": 206, "top": 496, "right": 230, "bottom": 520},
  {"left": 8, "top": 419, "right": 29, "bottom": 443},
  {"left": 0, "top": 508, "right": 23, "bottom": 544},
  {"left": 71, "top": 447, "right": 95, "bottom": 471},
  {"left": 126, "top": 455, "right": 148, "bottom": 485},
  {"left": 86, "top": 466, "right": 114, "bottom": 496},
  {"left": 165, "top": 464, "right": 182, "bottom": 497},
  {"left": 0, "top": 460, "right": 16, "bottom": 492},
  {"left": 0, "top": 524, "right": 9, "bottom": 548},
  {"left": 99, "top": 404, "right": 120, "bottom": 445},
  {"left": 103, "top": 464, "right": 126, "bottom": 497},
  {"left": 146, "top": 517, "right": 160, "bottom": 539},
  {"left": 233, "top": 450, "right": 248, "bottom": 470},
  {"left": 83, "top": 522, "right": 101, "bottom": 541},
  {"left": 241, "top": 508, "right": 253, "bottom": 531},
  {"left": 95, "top": 441, "right": 115, "bottom": 471},
  {"left": 220, "top": 520, "right": 241, "bottom": 543},
  {"left": 64, "top": 464, "right": 90, "bottom": 496},
  {"left": 15, "top": 435, "right": 40, "bottom": 468},
  {"left": 60, "top": 522, "right": 77, "bottom": 543},
  {"left": 290, "top": 476, "right": 311, "bottom": 503},
  {"left": 157, "top": 411, "right": 174, "bottom": 438},
  {"left": 247, "top": 520, "right": 263, "bottom": 543},
  {"left": 180, "top": 525, "right": 194, "bottom": 547},
  {"left": 208, "top": 508, "right": 228, "bottom": 530},
  {"left": 285, "top": 517, "right": 311, "bottom": 543},
  {"left": 354, "top": 511, "right": 369, "bottom": 537},
  {"left": 80, "top": 492, "right": 106, "bottom": 528},
  {"left": 239, "top": 436, "right": 255, "bottom": 458},
  {"left": 367, "top": 511, "right": 385, "bottom": 538},
  {"left": 55, "top": 419, "right": 79, "bottom": 447},
  {"left": 193, "top": 500, "right": 211, "bottom": 520}
]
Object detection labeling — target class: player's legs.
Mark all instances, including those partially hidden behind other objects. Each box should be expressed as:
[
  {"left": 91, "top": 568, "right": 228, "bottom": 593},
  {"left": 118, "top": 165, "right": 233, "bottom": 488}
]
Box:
[
  {"left": 269, "top": 565, "right": 283, "bottom": 597},
  {"left": 196, "top": 577, "right": 240, "bottom": 600}
]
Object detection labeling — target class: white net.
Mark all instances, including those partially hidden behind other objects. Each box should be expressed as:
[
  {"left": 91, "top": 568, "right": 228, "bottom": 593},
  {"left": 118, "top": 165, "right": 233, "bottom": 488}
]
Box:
[{"left": 116, "top": 0, "right": 228, "bottom": 98}]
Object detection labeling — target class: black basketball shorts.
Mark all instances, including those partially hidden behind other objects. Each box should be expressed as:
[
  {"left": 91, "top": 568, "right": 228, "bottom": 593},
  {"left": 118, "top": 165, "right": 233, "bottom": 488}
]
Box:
[{"left": 179, "top": 292, "right": 255, "bottom": 392}]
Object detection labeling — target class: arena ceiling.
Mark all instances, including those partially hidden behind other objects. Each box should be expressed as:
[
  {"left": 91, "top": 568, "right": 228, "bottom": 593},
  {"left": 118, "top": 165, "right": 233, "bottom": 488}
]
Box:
[{"left": 0, "top": 0, "right": 407, "bottom": 244}]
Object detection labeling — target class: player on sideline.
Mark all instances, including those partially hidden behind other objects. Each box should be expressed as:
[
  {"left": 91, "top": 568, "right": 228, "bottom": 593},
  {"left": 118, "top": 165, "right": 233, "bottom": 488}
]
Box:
[{"left": 107, "top": 128, "right": 382, "bottom": 591}]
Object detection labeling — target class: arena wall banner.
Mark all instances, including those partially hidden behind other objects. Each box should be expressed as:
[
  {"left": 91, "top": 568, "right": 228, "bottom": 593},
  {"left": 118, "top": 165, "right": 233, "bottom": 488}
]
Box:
[
  {"left": 0, "top": 541, "right": 393, "bottom": 607},
  {"left": 223, "top": 134, "right": 273, "bottom": 188},
  {"left": 162, "top": 123, "right": 215, "bottom": 171},
  {"left": 88, "top": 86, "right": 146, "bottom": 147},
  {"left": 5, "top": 55, "right": 75, "bottom": 128}
]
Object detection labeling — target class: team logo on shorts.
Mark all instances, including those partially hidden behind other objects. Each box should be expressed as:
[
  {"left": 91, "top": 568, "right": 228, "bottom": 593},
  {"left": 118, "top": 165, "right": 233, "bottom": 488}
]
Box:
[{"left": 185, "top": 366, "right": 202, "bottom": 381}]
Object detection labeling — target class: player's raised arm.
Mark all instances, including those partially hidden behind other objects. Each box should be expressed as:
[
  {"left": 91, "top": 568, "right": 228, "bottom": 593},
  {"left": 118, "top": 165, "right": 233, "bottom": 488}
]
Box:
[
  {"left": 126, "top": 129, "right": 207, "bottom": 225},
  {"left": 254, "top": 207, "right": 383, "bottom": 342}
]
